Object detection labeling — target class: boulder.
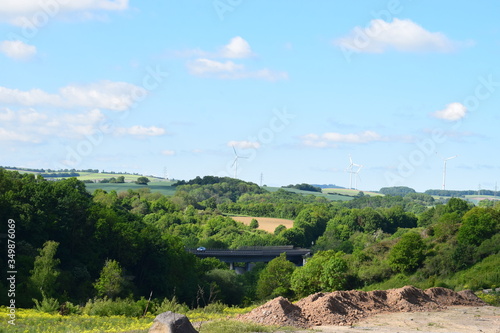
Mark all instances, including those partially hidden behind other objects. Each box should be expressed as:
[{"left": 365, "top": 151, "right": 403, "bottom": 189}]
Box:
[{"left": 148, "top": 311, "right": 198, "bottom": 333}]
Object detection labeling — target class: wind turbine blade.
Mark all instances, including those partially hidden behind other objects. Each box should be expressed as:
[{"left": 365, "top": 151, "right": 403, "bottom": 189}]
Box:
[
  {"left": 232, "top": 145, "right": 237, "bottom": 156},
  {"left": 231, "top": 156, "right": 238, "bottom": 167}
]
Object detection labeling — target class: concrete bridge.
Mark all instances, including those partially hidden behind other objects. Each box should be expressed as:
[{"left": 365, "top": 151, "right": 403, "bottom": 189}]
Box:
[{"left": 186, "top": 245, "right": 311, "bottom": 272}]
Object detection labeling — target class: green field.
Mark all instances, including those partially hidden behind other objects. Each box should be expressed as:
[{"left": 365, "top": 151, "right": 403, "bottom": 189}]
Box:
[
  {"left": 85, "top": 181, "right": 177, "bottom": 196},
  {"left": 77, "top": 172, "right": 153, "bottom": 182},
  {"left": 321, "top": 188, "right": 383, "bottom": 197},
  {"left": 265, "top": 186, "right": 354, "bottom": 201}
]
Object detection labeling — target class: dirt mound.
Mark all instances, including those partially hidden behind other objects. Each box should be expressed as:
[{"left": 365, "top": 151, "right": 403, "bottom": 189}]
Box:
[
  {"left": 238, "top": 296, "right": 307, "bottom": 328},
  {"left": 239, "top": 286, "right": 486, "bottom": 328}
]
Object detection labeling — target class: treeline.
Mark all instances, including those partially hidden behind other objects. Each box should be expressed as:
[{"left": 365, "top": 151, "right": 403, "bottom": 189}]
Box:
[
  {"left": 1, "top": 171, "right": 499, "bottom": 313},
  {"left": 282, "top": 183, "right": 322, "bottom": 192},
  {"left": 425, "top": 189, "right": 499, "bottom": 197},
  {"left": 41, "top": 172, "right": 80, "bottom": 178},
  {"left": 1, "top": 167, "right": 99, "bottom": 174}
]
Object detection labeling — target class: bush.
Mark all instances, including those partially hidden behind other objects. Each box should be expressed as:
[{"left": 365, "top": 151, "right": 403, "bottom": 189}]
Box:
[
  {"left": 33, "top": 293, "right": 60, "bottom": 314},
  {"left": 202, "top": 301, "right": 227, "bottom": 314},
  {"left": 388, "top": 233, "right": 425, "bottom": 274},
  {"left": 476, "top": 291, "right": 500, "bottom": 306},
  {"left": 59, "top": 301, "right": 82, "bottom": 315},
  {"left": 153, "top": 296, "right": 189, "bottom": 315},
  {"left": 83, "top": 297, "right": 143, "bottom": 317}
]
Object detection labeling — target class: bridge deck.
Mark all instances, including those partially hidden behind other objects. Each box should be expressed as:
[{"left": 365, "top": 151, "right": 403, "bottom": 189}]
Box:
[{"left": 186, "top": 247, "right": 311, "bottom": 266}]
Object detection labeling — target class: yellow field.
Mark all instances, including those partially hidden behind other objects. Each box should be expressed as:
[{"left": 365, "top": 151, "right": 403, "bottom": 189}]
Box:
[{"left": 231, "top": 216, "right": 294, "bottom": 233}]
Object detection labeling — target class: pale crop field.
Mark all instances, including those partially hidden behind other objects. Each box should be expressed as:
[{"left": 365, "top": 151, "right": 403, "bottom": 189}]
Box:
[{"left": 231, "top": 216, "right": 294, "bottom": 233}]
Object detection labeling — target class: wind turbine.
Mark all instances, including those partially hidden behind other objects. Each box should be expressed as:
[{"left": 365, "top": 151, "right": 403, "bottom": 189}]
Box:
[
  {"left": 345, "top": 155, "right": 363, "bottom": 189},
  {"left": 440, "top": 155, "right": 458, "bottom": 190},
  {"left": 354, "top": 164, "right": 363, "bottom": 190},
  {"left": 231, "top": 146, "right": 247, "bottom": 179}
]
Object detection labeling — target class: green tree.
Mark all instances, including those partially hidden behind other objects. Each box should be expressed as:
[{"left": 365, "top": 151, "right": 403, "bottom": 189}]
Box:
[
  {"left": 319, "top": 252, "right": 348, "bottom": 291},
  {"left": 94, "top": 259, "right": 126, "bottom": 298},
  {"left": 274, "top": 224, "right": 286, "bottom": 236},
  {"left": 388, "top": 233, "right": 425, "bottom": 273},
  {"left": 30, "top": 241, "right": 60, "bottom": 297},
  {"left": 204, "top": 269, "right": 244, "bottom": 305},
  {"left": 457, "top": 207, "right": 500, "bottom": 246},
  {"left": 291, "top": 250, "right": 348, "bottom": 298},
  {"left": 135, "top": 177, "right": 150, "bottom": 185},
  {"left": 249, "top": 218, "right": 259, "bottom": 229},
  {"left": 116, "top": 176, "right": 125, "bottom": 183},
  {"left": 256, "top": 253, "right": 296, "bottom": 299}
]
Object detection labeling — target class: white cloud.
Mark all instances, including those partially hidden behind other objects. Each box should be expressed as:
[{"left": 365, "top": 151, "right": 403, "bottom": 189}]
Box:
[
  {"left": 336, "top": 18, "right": 460, "bottom": 53},
  {"left": 0, "top": 40, "right": 37, "bottom": 60},
  {"left": 187, "top": 59, "right": 287, "bottom": 81},
  {"left": 0, "top": 0, "right": 129, "bottom": 25},
  {"left": 432, "top": 102, "right": 467, "bottom": 121},
  {"left": 176, "top": 36, "right": 254, "bottom": 59},
  {"left": 187, "top": 59, "right": 243, "bottom": 76},
  {"left": 227, "top": 140, "right": 261, "bottom": 149},
  {"left": 0, "top": 81, "right": 145, "bottom": 111},
  {"left": 115, "top": 125, "right": 166, "bottom": 137},
  {"left": 220, "top": 36, "right": 253, "bottom": 59},
  {"left": 302, "top": 131, "right": 385, "bottom": 147},
  {"left": 0, "top": 107, "right": 105, "bottom": 142},
  {"left": 183, "top": 37, "right": 287, "bottom": 81},
  {"left": 0, "top": 127, "right": 34, "bottom": 142},
  {"left": 161, "top": 150, "right": 176, "bottom": 156}
]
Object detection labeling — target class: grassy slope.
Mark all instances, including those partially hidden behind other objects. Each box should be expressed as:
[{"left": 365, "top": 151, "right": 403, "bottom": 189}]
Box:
[
  {"left": 322, "top": 188, "right": 383, "bottom": 197},
  {"left": 265, "top": 186, "right": 353, "bottom": 201},
  {"left": 85, "top": 181, "right": 177, "bottom": 196}
]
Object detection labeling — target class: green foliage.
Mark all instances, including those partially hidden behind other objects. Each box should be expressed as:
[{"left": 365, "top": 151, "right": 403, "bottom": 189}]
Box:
[
  {"left": 476, "top": 291, "right": 500, "bottom": 306},
  {"left": 458, "top": 207, "right": 500, "bottom": 246},
  {"left": 153, "top": 296, "right": 189, "bottom": 315},
  {"left": 2, "top": 167, "right": 499, "bottom": 311},
  {"left": 282, "top": 183, "right": 322, "bottom": 192},
  {"left": 204, "top": 269, "right": 245, "bottom": 306},
  {"left": 94, "top": 259, "right": 126, "bottom": 298},
  {"left": 256, "top": 253, "right": 296, "bottom": 299},
  {"left": 30, "top": 241, "right": 60, "bottom": 298},
  {"left": 379, "top": 186, "right": 416, "bottom": 196},
  {"left": 32, "top": 292, "right": 60, "bottom": 314},
  {"left": 274, "top": 224, "right": 286, "bottom": 235},
  {"left": 291, "top": 251, "right": 348, "bottom": 298},
  {"left": 135, "top": 176, "right": 150, "bottom": 185},
  {"left": 249, "top": 218, "right": 259, "bottom": 229},
  {"left": 59, "top": 301, "right": 82, "bottom": 315},
  {"left": 200, "top": 301, "right": 227, "bottom": 314},
  {"left": 198, "top": 319, "right": 289, "bottom": 333},
  {"left": 319, "top": 253, "right": 348, "bottom": 291},
  {"left": 445, "top": 253, "right": 500, "bottom": 290},
  {"left": 83, "top": 297, "right": 144, "bottom": 317},
  {"left": 388, "top": 233, "right": 425, "bottom": 274}
]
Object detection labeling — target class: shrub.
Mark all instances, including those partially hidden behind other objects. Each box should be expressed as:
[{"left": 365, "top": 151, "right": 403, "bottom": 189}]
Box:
[
  {"left": 388, "top": 233, "right": 425, "bottom": 274},
  {"left": 202, "top": 301, "right": 227, "bottom": 314},
  {"left": 153, "top": 296, "right": 189, "bottom": 315},
  {"left": 59, "top": 301, "right": 82, "bottom": 315},
  {"left": 83, "top": 297, "right": 143, "bottom": 317},
  {"left": 476, "top": 291, "right": 500, "bottom": 306},
  {"left": 33, "top": 293, "right": 60, "bottom": 314}
]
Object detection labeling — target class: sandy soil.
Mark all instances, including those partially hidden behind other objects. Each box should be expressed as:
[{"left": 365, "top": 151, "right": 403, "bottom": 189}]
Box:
[
  {"left": 313, "top": 306, "right": 500, "bottom": 333},
  {"left": 231, "top": 216, "right": 294, "bottom": 233}
]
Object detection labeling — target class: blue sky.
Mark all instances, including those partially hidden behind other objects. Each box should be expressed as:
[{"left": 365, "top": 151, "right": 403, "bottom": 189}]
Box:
[{"left": 0, "top": 0, "right": 499, "bottom": 192}]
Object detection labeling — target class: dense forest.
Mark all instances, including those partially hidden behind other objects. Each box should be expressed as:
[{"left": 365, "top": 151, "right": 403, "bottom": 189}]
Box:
[{"left": 1, "top": 169, "right": 499, "bottom": 311}]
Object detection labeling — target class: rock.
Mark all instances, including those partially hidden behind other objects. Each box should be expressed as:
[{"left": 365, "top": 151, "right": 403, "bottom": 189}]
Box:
[{"left": 148, "top": 311, "right": 198, "bottom": 333}]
